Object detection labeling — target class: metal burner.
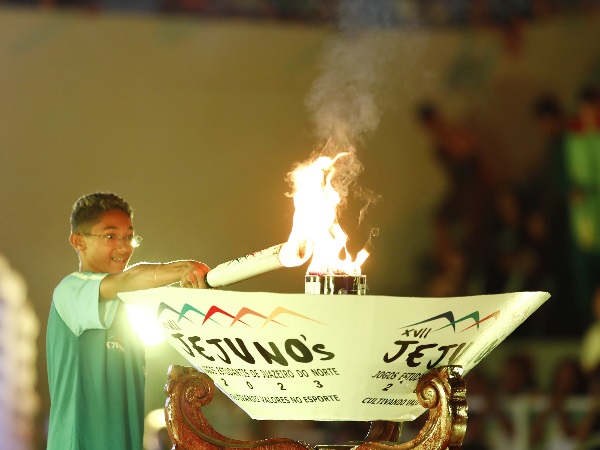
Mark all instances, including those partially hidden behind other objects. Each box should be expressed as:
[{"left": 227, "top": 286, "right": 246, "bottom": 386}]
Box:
[{"left": 305, "top": 275, "right": 367, "bottom": 295}]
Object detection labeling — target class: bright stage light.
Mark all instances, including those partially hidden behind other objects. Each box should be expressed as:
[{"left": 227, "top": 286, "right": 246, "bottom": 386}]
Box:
[{"left": 125, "top": 302, "right": 165, "bottom": 346}]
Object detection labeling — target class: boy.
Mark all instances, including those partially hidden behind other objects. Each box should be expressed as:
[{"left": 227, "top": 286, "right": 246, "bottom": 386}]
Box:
[{"left": 46, "top": 192, "right": 210, "bottom": 450}]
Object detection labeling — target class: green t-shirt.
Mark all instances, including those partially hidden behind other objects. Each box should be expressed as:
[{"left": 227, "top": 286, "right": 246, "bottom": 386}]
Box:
[
  {"left": 46, "top": 272, "right": 145, "bottom": 450},
  {"left": 566, "top": 131, "right": 600, "bottom": 252}
]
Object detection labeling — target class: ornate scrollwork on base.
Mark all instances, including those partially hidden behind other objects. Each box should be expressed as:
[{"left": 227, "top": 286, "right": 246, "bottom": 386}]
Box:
[
  {"left": 355, "top": 366, "right": 467, "bottom": 450},
  {"left": 164, "top": 365, "right": 313, "bottom": 450},
  {"left": 164, "top": 365, "right": 467, "bottom": 450}
]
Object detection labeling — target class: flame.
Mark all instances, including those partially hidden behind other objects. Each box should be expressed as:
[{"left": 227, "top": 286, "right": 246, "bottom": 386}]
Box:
[{"left": 284, "top": 152, "right": 370, "bottom": 276}]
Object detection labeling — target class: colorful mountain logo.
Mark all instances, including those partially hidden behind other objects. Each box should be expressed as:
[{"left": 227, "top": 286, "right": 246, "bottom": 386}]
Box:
[
  {"left": 157, "top": 302, "right": 323, "bottom": 329},
  {"left": 400, "top": 310, "right": 500, "bottom": 334}
]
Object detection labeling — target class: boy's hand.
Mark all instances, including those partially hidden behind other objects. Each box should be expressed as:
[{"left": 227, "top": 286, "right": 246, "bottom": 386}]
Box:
[{"left": 180, "top": 261, "right": 210, "bottom": 289}]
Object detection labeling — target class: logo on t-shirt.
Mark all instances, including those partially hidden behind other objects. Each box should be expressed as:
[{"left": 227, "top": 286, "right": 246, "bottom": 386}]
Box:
[{"left": 106, "top": 335, "right": 125, "bottom": 353}]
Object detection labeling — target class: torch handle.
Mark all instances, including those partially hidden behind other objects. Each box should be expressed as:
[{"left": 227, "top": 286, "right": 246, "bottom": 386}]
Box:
[{"left": 204, "top": 244, "right": 285, "bottom": 289}]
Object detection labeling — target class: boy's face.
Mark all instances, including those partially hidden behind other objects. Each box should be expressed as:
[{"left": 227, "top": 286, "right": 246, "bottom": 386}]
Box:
[{"left": 70, "top": 209, "right": 135, "bottom": 274}]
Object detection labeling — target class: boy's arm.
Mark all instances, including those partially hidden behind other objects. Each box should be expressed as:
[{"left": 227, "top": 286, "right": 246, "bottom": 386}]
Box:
[{"left": 99, "top": 260, "right": 209, "bottom": 301}]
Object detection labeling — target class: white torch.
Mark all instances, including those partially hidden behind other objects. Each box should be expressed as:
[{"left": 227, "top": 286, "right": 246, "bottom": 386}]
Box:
[{"left": 204, "top": 239, "right": 312, "bottom": 289}]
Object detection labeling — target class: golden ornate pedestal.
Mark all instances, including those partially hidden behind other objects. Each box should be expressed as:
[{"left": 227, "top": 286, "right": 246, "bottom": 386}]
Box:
[{"left": 163, "top": 365, "right": 467, "bottom": 450}]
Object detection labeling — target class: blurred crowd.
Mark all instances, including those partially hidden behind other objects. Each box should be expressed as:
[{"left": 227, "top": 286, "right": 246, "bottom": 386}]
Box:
[
  {"left": 462, "top": 350, "right": 600, "bottom": 450},
  {"left": 2, "top": 0, "right": 600, "bottom": 27},
  {"left": 414, "top": 85, "right": 600, "bottom": 449},
  {"left": 416, "top": 85, "right": 600, "bottom": 339}
]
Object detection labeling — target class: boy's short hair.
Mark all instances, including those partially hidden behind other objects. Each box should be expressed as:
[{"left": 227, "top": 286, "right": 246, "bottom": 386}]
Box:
[{"left": 70, "top": 192, "right": 133, "bottom": 233}]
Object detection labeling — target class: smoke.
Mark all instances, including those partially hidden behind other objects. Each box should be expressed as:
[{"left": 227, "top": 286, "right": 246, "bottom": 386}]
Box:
[
  {"left": 305, "top": 0, "right": 399, "bottom": 149},
  {"left": 301, "top": 1, "right": 396, "bottom": 223}
]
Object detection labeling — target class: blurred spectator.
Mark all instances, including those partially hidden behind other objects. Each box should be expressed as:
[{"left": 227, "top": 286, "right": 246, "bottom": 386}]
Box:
[
  {"left": 530, "top": 357, "right": 588, "bottom": 450},
  {"left": 424, "top": 235, "right": 470, "bottom": 297},
  {"left": 483, "top": 185, "right": 528, "bottom": 294},
  {"left": 565, "top": 85, "right": 600, "bottom": 325},
  {"left": 521, "top": 208, "right": 554, "bottom": 293},
  {"left": 575, "top": 366, "right": 600, "bottom": 449},
  {"left": 416, "top": 101, "right": 494, "bottom": 277},
  {"left": 478, "top": 185, "right": 553, "bottom": 302},
  {"left": 523, "top": 94, "right": 573, "bottom": 334},
  {"left": 517, "top": 204, "right": 561, "bottom": 335},
  {"left": 569, "top": 86, "right": 600, "bottom": 133},
  {"left": 463, "top": 368, "right": 515, "bottom": 449},
  {"left": 498, "top": 353, "right": 539, "bottom": 398},
  {"left": 581, "top": 285, "right": 600, "bottom": 376},
  {"left": 529, "top": 93, "right": 569, "bottom": 220}
]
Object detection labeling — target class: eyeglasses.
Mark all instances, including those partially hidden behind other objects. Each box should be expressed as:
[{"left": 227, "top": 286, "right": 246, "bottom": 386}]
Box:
[{"left": 79, "top": 232, "right": 143, "bottom": 248}]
